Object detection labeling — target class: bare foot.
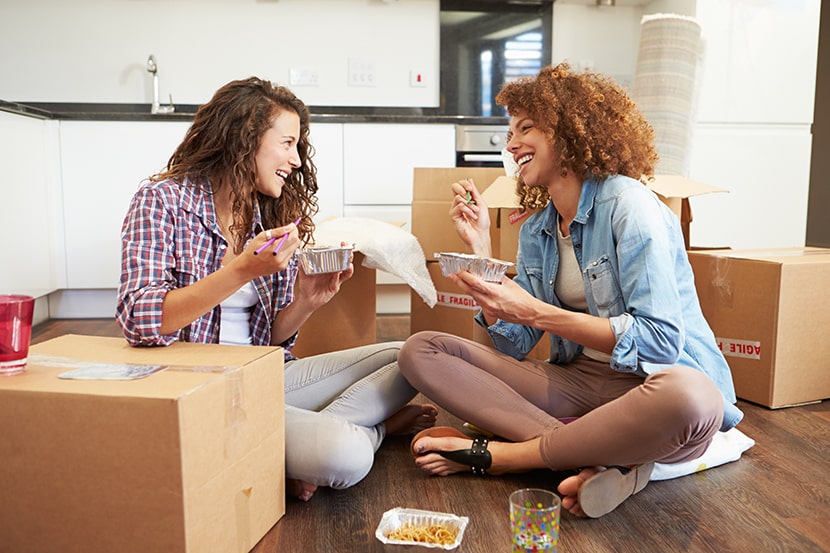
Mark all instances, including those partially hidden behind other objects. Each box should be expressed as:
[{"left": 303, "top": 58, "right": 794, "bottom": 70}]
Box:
[
  {"left": 384, "top": 403, "right": 439, "bottom": 436},
  {"left": 286, "top": 478, "right": 317, "bottom": 502},
  {"left": 557, "top": 467, "right": 604, "bottom": 517}
]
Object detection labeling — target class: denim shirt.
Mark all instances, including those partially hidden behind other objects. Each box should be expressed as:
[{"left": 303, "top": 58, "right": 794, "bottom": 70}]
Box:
[{"left": 477, "top": 175, "right": 743, "bottom": 431}]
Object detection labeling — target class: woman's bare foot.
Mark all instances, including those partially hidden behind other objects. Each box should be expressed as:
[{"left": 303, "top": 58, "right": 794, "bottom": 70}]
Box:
[
  {"left": 558, "top": 463, "right": 653, "bottom": 518},
  {"left": 286, "top": 478, "right": 317, "bottom": 502},
  {"left": 557, "top": 467, "right": 603, "bottom": 517},
  {"left": 384, "top": 403, "right": 439, "bottom": 436}
]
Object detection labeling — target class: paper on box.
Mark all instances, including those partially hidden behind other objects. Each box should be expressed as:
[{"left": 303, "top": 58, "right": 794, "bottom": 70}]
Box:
[{"left": 0, "top": 335, "right": 285, "bottom": 553}]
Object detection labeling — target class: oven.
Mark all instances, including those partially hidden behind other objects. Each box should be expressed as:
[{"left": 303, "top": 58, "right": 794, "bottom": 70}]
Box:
[{"left": 455, "top": 124, "right": 508, "bottom": 168}]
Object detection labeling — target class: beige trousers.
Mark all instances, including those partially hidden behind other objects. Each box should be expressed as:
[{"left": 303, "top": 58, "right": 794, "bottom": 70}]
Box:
[{"left": 398, "top": 331, "right": 723, "bottom": 470}]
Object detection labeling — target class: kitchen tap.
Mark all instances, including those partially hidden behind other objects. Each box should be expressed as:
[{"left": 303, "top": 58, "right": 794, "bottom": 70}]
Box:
[{"left": 146, "top": 54, "right": 175, "bottom": 115}]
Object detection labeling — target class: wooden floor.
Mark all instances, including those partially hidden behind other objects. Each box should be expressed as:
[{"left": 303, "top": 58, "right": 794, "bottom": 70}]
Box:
[{"left": 31, "top": 318, "right": 830, "bottom": 553}]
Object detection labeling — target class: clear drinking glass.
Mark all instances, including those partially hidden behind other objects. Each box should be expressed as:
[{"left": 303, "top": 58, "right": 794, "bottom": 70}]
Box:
[{"left": 510, "top": 488, "right": 561, "bottom": 553}]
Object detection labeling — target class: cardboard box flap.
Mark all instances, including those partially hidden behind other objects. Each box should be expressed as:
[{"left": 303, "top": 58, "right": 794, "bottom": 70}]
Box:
[
  {"left": 413, "top": 167, "right": 507, "bottom": 201},
  {"left": 688, "top": 247, "right": 830, "bottom": 264},
  {"left": 31, "top": 334, "right": 280, "bottom": 366},
  {"left": 20, "top": 335, "right": 283, "bottom": 399},
  {"left": 480, "top": 175, "right": 521, "bottom": 208},
  {"left": 647, "top": 175, "right": 727, "bottom": 200},
  {"left": 480, "top": 174, "right": 727, "bottom": 208}
]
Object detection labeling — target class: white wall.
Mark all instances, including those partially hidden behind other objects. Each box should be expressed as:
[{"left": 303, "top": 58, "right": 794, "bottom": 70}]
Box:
[
  {"left": 1, "top": 0, "right": 822, "bottom": 267},
  {"left": 688, "top": 0, "right": 820, "bottom": 249},
  {"left": 553, "top": 0, "right": 820, "bottom": 250},
  {"left": 0, "top": 0, "right": 440, "bottom": 107},
  {"left": 552, "top": 4, "right": 646, "bottom": 89}
]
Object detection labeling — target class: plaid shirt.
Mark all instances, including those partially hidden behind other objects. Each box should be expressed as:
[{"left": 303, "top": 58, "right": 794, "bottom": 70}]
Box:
[{"left": 116, "top": 177, "right": 299, "bottom": 359}]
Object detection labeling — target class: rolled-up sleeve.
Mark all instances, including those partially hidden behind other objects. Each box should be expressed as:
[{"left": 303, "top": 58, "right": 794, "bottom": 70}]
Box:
[{"left": 116, "top": 185, "right": 182, "bottom": 346}]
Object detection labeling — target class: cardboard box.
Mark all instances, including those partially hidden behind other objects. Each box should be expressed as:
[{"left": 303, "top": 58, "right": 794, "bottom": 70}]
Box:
[
  {"left": 688, "top": 247, "right": 830, "bottom": 408},
  {"left": 412, "top": 169, "right": 726, "bottom": 255},
  {"left": 410, "top": 261, "right": 549, "bottom": 361},
  {"left": 0, "top": 335, "right": 285, "bottom": 553},
  {"left": 412, "top": 168, "right": 534, "bottom": 264},
  {"left": 292, "top": 251, "right": 377, "bottom": 357}
]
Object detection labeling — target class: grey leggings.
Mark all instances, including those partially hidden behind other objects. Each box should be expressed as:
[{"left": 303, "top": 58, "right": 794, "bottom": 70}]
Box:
[
  {"left": 398, "top": 331, "right": 723, "bottom": 470},
  {"left": 283, "top": 341, "right": 416, "bottom": 489}
]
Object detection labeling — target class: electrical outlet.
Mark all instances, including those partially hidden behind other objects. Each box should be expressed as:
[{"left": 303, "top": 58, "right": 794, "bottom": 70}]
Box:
[
  {"left": 409, "top": 70, "right": 427, "bottom": 87},
  {"left": 348, "top": 58, "right": 376, "bottom": 87},
  {"left": 289, "top": 68, "right": 319, "bottom": 87}
]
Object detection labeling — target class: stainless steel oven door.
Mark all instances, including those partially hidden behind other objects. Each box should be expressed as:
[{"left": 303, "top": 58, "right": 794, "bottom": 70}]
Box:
[
  {"left": 455, "top": 125, "right": 508, "bottom": 168},
  {"left": 456, "top": 152, "right": 504, "bottom": 167}
]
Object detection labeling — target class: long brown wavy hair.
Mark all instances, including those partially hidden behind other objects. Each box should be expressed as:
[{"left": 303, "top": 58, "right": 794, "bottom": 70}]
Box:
[
  {"left": 496, "top": 62, "right": 659, "bottom": 210},
  {"left": 151, "top": 77, "right": 318, "bottom": 253}
]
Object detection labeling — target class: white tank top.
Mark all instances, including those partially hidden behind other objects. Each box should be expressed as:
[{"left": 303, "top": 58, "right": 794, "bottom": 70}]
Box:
[
  {"left": 219, "top": 281, "right": 258, "bottom": 346},
  {"left": 554, "top": 223, "right": 612, "bottom": 363}
]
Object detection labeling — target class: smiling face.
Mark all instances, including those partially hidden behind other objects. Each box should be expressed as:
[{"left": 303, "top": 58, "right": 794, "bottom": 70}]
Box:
[
  {"left": 254, "top": 109, "right": 301, "bottom": 198},
  {"left": 506, "top": 111, "right": 558, "bottom": 189}
]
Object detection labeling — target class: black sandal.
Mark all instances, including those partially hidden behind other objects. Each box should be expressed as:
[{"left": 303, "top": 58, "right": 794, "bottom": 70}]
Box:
[
  {"left": 411, "top": 426, "right": 493, "bottom": 475},
  {"left": 438, "top": 435, "right": 492, "bottom": 475}
]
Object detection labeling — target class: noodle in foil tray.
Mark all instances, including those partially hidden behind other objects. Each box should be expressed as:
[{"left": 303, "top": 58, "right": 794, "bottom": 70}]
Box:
[{"left": 375, "top": 507, "right": 469, "bottom": 550}]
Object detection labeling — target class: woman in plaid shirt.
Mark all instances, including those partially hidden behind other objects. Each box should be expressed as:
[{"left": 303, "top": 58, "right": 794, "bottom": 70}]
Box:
[{"left": 117, "top": 77, "right": 437, "bottom": 502}]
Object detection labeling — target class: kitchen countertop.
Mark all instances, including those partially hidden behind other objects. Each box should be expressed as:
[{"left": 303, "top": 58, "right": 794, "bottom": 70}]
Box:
[{"left": 0, "top": 100, "right": 508, "bottom": 125}]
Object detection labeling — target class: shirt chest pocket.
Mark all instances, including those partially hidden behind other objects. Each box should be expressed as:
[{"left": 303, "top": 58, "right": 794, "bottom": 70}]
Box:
[
  {"left": 584, "top": 257, "right": 623, "bottom": 315},
  {"left": 173, "top": 257, "right": 207, "bottom": 287},
  {"left": 173, "top": 217, "right": 217, "bottom": 285},
  {"left": 174, "top": 235, "right": 213, "bottom": 286},
  {"left": 523, "top": 265, "right": 549, "bottom": 300}
]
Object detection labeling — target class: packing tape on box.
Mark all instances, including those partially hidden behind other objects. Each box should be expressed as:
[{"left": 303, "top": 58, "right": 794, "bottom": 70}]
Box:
[
  {"left": 710, "top": 255, "right": 735, "bottom": 308},
  {"left": 175, "top": 364, "right": 248, "bottom": 459},
  {"left": 32, "top": 354, "right": 248, "bottom": 458}
]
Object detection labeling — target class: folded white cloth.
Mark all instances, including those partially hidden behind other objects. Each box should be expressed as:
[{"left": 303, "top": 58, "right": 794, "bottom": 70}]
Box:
[{"left": 650, "top": 427, "right": 755, "bottom": 481}]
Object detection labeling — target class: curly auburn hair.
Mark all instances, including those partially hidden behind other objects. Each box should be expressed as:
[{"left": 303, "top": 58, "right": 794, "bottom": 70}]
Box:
[
  {"left": 152, "top": 77, "right": 318, "bottom": 253},
  {"left": 496, "top": 62, "right": 659, "bottom": 210}
]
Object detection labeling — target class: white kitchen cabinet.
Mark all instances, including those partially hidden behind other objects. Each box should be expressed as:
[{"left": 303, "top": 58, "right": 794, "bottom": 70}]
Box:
[
  {"left": 59, "top": 120, "right": 190, "bottom": 288},
  {"left": 309, "top": 123, "right": 345, "bottom": 223},
  {"left": 0, "top": 111, "right": 62, "bottom": 298},
  {"left": 342, "top": 123, "right": 455, "bottom": 205},
  {"left": 59, "top": 120, "right": 347, "bottom": 290},
  {"left": 340, "top": 123, "right": 454, "bottom": 312},
  {"left": 695, "top": 0, "right": 820, "bottom": 124}
]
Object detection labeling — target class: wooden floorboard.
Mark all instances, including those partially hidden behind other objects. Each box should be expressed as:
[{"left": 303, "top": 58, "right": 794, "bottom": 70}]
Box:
[{"left": 30, "top": 318, "right": 830, "bottom": 553}]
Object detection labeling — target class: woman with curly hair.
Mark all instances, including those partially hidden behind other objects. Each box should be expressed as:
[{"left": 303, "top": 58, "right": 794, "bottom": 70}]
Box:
[
  {"left": 399, "top": 63, "right": 741, "bottom": 518},
  {"left": 117, "top": 77, "right": 436, "bottom": 502}
]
